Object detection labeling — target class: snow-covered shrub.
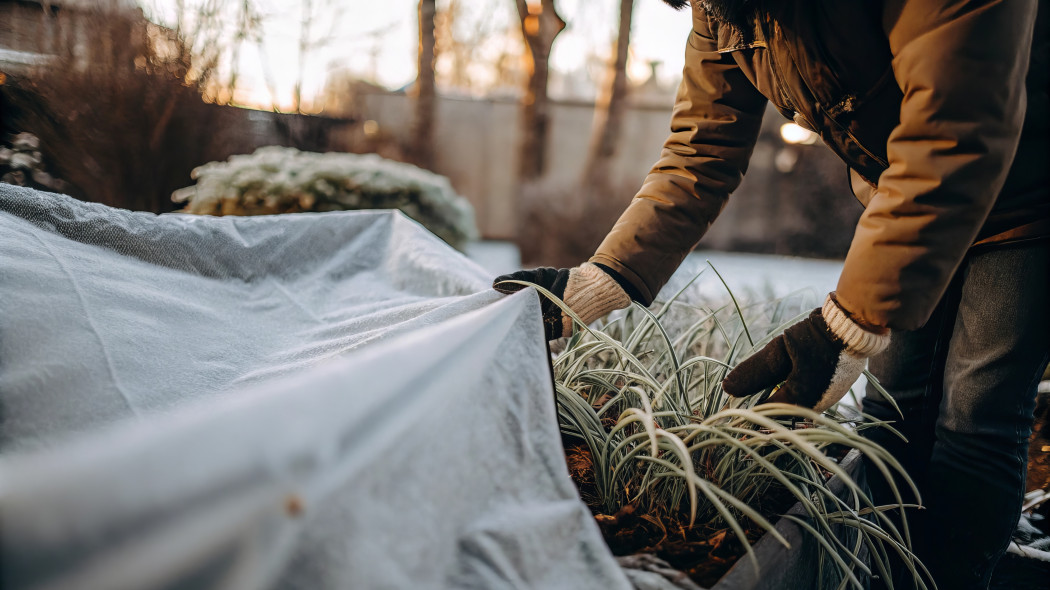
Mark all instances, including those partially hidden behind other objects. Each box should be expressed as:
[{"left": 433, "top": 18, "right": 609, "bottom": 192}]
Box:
[
  {"left": 0, "top": 133, "right": 69, "bottom": 193},
  {"left": 172, "top": 146, "right": 479, "bottom": 249}
]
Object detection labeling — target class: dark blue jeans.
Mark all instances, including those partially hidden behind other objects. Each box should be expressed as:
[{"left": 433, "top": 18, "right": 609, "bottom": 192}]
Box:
[{"left": 861, "top": 239, "right": 1050, "bottom": 590}]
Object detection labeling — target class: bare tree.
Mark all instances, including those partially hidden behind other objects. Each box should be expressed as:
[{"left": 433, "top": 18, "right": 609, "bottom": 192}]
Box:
[
  {"left": 225, "top": 0, "right": 264, "bottom": 105},
  {"left": 434, "top": 0, "right": 471, "bottom": 91},
  {"left": 516, "top": 0, "right": 637, "bottom": 266},
  {"left": 580, "top": 0, "right": 634, "bottom": 190},
  {"left": 4, "top": 5, "right": 250, "bottom": 212},
  {"left": 513, "top": 0, "right": 565, "bottom": 181},
  {"left": 409, "top": 0, "right": 437, "bottom": 169},
  {"left": 292, "top": 0, "right": 312, "bottom": 113},
  {"left": 135, "top": 0, "right": 266, "bottom": 106},
  {"left": 291, "top": 0, "right": 341, "bottom": 113},
  {"left": 435, "top": 0, "right": 519, "bottom": 95}
]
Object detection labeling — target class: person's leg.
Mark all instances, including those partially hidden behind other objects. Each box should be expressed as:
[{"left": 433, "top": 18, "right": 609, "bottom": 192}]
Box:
[
  {"left": 861, "top": 273, "right": 964, "bottom": 589},
  {"left": 862, "top": 274, "right": 963, "bottom": 498},
  {"left": 923, "top": 241, "right": 1050, "bottom": 589}
]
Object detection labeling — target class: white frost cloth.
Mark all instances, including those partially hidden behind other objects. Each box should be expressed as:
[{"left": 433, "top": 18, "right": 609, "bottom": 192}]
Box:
[{"left": 0, "top": 185, "right": 632, "bottom": 590}]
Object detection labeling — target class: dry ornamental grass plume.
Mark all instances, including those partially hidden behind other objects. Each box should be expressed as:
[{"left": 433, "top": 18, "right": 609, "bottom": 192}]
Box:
[{"left": 528, "top": 265, "right": 934, "bottom": 589}]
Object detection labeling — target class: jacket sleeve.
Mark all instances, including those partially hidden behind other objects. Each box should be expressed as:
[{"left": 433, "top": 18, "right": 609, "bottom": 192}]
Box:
[
  {"left": 589, "top": 10, "right": 767, "bottom": 305},
  {"left": 835, "top": 0, "right": 1038, "bottom": 330}
]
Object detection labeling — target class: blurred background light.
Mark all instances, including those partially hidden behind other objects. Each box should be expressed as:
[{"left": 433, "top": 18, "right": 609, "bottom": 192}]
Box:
[
  {"left": 779, "top": 122, "right": 818, "bottom": 145},
  {"left": 774, "top": 147, "right": 799, "bottom": 173}
]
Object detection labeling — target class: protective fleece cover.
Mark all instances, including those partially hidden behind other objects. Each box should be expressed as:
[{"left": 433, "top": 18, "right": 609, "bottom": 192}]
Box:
[{"left": 0, "top": 185, "right": 633, "bottom": 590}]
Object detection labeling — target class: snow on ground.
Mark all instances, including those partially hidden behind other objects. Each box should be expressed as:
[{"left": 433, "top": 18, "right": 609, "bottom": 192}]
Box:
[
  {"left": 665, "top": 250, "right": 842, "bottom": 302},
  {"left": 665, "top": 251, "right": 869, "bottom": 409},
  {"left": 464, "top": 240, "right": 521, "bottom": 276},
  {"left": 465, "top": 242, "right": 844, "bottom": 298}
]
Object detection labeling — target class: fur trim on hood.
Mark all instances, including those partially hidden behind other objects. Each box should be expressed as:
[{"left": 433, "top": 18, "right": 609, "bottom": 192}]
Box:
[{"left": 661, "top": 0, "right": 760, "bottom": 28}]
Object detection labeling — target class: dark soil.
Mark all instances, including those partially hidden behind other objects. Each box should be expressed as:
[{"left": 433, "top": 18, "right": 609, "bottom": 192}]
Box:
[
  {"left": 876, "top": 390, "right": 1050, "bottom": 590},
  {"left": 561, "top": 390, "right": 1050, "bottom": 590},
  {"left": 562, "top": 436, "right": 799, "bottom": 587},
  {"left": 990, "top": 553, "right": 1050, "bottom": 590},
  {"left": 989, "top": 390, "right": 1050, "bottom": 590},
  {"left": 1025, "top": 391, "right": 1050, "bottom": 494}
]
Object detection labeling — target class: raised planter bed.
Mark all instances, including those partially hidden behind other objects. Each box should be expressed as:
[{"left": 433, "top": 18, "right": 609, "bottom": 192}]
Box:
[
  {"left": 607, "top": 449, "right": 869, "bottom": 590},
  {"left": 712, "top": 449, "right": 866, "bottom": 590},
  {"left": 547, "top": 291, "right": 903, "bottom": 590}
]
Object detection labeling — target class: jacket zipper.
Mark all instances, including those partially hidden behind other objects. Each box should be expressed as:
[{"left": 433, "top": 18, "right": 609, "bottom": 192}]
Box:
[
  {"left": 716, "top": 41, "right": 766, "bottom": 54},
  {"left": 767, "top": 17, "right": 890, "bottom": 171}
]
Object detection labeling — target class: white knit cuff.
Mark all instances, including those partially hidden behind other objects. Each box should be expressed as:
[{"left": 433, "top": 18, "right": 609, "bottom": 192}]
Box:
[
  {"left": 822, "top": 294, "right": 890, "bottom": 357},
  {"left": 561, "top": 263, "right": 631, "bottom": 336}
]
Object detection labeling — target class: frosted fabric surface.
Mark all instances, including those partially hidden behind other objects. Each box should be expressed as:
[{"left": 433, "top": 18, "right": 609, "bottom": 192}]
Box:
[{"left": 0, "top": 185, "right": 632, "bottom": 590}]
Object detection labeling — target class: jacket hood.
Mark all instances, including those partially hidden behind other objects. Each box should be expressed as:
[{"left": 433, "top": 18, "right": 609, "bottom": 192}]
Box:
[{"left": 700, "top": 0, "right": 761, "bottom": 27}]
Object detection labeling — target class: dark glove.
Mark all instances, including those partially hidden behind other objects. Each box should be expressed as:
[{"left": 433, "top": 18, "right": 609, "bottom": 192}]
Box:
[
  {"left": 722, "top": 294, "right": 890, "bottom": 412},
  {"left": 493, "top": 263, "right": 630, "bottom": 340}
]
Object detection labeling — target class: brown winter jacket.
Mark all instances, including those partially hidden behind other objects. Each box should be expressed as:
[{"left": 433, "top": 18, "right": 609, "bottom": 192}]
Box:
[{"left": 590, "top": 0, "right": 1048, "bottom": 330}]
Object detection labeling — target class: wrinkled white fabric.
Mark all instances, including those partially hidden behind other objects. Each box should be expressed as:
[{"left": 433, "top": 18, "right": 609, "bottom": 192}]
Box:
[{"left": 0, "top": 185, "right": 632, "bottom": 590}]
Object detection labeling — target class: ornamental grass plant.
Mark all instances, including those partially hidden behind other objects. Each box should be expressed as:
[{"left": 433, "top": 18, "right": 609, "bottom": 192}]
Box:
[{"left": 514, "top": 265, "right": 934, "bottom": 589}]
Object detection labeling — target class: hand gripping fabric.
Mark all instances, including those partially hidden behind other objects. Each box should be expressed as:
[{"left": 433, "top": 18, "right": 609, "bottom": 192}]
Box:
[
  {"left": 722, "top": 294, "right": 890, "bottom": 412},
  {"left": 493, "top": 263, "right": 630, "bottom": 339}
]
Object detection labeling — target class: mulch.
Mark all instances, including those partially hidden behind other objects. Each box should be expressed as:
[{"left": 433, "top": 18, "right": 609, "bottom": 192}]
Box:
[
  {"left": 990, "top": 389, "right": 1050, "bottom": 590},
  {"left": 562, "top": 390, "right": 1050, "bottom": 589},
  {"left": 1024, "top": 391, "right": 1050, "bottom": 493}
]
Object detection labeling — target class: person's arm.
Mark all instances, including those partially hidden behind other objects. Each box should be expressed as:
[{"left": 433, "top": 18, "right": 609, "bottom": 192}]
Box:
[
  {"left": 589, "top": 7, "right": 768, "bottom": 305},
  {"left": 836, "top": 0, "right": 1038, "bottom": 330},
  {"left": 724, "top": 0, "right": 1039, "bottom": 411},
  {"left": 494, "top": 7, "right": 766, "bottom": 340}
]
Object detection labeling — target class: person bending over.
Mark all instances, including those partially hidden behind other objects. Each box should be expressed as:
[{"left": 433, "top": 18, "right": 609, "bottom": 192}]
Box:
[{"left": 495, "top": 1, "right": 1049, "bottom": 588}]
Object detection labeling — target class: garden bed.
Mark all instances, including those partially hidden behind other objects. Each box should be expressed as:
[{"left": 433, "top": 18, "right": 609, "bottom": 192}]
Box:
[
  {"left": 1026, "top": 390, "right": 1050, "bottom": 493},
  {"left": 542, "top": 274, "right": 928, "bottom": 590},
  {"left": 566, "top": 437, "right": 868, "bottom": 589},
  {"left": 712, "top": 449, "right": 865, "bottom": 590}
]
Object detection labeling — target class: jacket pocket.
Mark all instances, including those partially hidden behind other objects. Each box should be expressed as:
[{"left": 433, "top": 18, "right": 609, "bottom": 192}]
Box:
[{"left": 823, "top": 64, "right": 901, "bottom": 174}]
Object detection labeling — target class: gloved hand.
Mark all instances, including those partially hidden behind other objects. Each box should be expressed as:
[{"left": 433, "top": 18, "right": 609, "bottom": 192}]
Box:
[
  {"left": 493, "top": 263, "right": 631, "bottom": 340},
  {"left": 722, "top": 294, "right": 890, "bottom": 413}
]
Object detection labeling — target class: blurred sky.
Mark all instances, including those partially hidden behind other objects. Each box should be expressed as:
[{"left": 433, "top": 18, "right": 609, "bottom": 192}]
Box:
[{"left": 142, "top": 0, "right": 693, "bottom": 111}]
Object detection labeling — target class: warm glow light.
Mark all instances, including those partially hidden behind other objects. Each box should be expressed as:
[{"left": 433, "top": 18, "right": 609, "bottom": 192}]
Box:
[
  {"left": 144, "top": 0, "right": 694, "bottom": 107},
  {"left": 780, "top": 123, "right": 817, "bottom": 145},
  {"left": 232, "top": 84, "right": 282, "bottom": 110}
]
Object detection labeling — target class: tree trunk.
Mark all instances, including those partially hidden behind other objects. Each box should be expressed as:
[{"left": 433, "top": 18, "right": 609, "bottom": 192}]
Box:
[
  {"left": 293, "top": 0, "right": 312, "bottom": 113},
  {"left": 580, "top": 0, "right": 634, "bottom": 190},
  {"left": 514, "top": 0, "right": 565, "bottom": 181},
  {"left": 411, "top": 0, "right": 438, "bottom": 170}
]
